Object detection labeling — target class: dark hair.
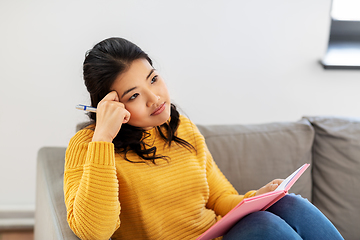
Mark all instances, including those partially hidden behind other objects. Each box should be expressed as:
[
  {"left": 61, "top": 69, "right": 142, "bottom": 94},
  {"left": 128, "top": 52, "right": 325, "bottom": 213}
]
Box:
[{"left": 83, "top": 37, "right": 193, "bottom": 163}]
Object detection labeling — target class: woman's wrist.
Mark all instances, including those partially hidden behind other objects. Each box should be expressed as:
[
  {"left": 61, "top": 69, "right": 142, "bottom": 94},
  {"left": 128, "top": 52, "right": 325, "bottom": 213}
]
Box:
[{"left": 92, "top": 130, "right": 113, "bottom": 143}]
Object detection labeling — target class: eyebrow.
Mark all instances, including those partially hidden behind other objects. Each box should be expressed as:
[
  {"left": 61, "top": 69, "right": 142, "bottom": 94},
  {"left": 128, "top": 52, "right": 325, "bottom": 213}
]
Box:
[
  {"left": 120, "top": 69, "right": 155, "bottom": 100},
  {"left": 120, "top": 86, "right": 137, "bottom": 100},
  {"left": 146, "top": 69, "right": 155, "bottom": 80}
]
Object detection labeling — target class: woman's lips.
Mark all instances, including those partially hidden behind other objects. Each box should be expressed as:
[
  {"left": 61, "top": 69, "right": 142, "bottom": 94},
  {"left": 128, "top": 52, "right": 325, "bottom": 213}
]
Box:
[{"left": 151, "top": 103, "right": 166, "bottom": 116}]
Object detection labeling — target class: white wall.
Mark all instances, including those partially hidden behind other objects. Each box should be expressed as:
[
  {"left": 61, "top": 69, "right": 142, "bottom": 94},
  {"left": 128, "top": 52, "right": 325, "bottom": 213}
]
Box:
[{"left": 1, "top": 0, "right": 360, "bottom": 212}]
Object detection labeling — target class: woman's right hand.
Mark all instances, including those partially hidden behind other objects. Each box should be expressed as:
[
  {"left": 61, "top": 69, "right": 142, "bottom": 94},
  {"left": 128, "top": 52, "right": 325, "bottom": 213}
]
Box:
[
  {"left": 92, "top": 91, "right": 131, "bottom": 142},
  {"left": 255, "top": 179, "right": 284, "bottom": 196}
]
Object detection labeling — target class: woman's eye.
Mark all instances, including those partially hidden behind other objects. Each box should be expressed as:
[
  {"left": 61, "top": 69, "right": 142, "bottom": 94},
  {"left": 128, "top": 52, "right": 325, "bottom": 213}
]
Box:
[
  {"left": 129, "top": 93, "right": 139, "bottom": 100},
  {"left": 151, "top": 75, "right": 158, "bottom": 84}
]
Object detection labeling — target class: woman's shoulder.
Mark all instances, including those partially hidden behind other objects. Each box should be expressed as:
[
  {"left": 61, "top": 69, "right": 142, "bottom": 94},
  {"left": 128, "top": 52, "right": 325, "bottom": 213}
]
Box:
[
  {"left": 178, "top": 115, "right": 204, "bottom": 139},
  {"left": 178, "top": 115, "right": 196, "bottom": 131},
  {"left": 179, "top": 114, "right": 195, "bottom": 126},
  {"left": 65, "top": 124, "right": 96, "bottom": 168},
  {"left": 69, "top": 124, "right": 95, "bottom": 146}
]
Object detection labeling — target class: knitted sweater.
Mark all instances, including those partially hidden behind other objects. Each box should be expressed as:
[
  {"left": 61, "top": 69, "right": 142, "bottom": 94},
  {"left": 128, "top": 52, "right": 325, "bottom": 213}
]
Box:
[{"left": 64, "top": 115, "right": 256, "bottom": 240}]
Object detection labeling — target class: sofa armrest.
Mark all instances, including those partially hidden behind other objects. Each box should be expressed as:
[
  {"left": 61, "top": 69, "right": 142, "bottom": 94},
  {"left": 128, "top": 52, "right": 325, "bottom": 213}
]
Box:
[{"left": 34, "top": 147, "right": 79, "bottom": 240}]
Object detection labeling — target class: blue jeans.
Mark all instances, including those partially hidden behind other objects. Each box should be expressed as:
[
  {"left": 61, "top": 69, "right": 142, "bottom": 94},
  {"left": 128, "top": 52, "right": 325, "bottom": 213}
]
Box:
[{"left": 222, "top": 194, "right": 344, "bottom": 240}]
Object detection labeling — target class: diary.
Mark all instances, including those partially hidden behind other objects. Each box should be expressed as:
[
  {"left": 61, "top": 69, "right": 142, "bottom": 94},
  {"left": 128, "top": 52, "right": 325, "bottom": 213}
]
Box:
[{"left": 197, "top": 163, "right": 310, "bottom": 240}]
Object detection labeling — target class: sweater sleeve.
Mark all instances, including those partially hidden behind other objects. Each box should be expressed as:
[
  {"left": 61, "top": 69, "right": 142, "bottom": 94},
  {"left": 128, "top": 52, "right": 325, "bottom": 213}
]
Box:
[
  {"left": 204, "top": 144, "right": 257, "bottom": 217},
  {"left": 64, "top": 129, "right": 120, "bottom": 240}
]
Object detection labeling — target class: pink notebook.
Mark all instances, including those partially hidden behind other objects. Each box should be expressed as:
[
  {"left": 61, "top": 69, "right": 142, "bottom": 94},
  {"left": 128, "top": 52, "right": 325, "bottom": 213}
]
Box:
[{"left": 197, "top": 163, "right": 310, "bottom": 240}]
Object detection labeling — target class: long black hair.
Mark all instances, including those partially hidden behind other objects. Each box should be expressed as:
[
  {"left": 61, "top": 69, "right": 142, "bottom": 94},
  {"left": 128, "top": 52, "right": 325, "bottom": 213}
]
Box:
[{"left": 83, "top": 37, "right": 193, "bottom": 163}]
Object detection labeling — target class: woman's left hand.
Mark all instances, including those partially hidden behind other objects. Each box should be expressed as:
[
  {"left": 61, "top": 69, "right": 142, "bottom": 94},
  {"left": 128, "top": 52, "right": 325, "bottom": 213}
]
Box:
[{"left": 255, "top": 179, "right": 284, "bottom": 196}]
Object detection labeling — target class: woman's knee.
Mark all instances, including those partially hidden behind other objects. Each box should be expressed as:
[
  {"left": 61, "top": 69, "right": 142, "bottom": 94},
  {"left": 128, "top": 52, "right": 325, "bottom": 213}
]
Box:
[
  {"left": 267, "top": 194, "right": 344, "bottom": 239},
  {"left": 277, "top": 193, "right": 309, "bottom": 206},
  {"left": 267, "top": 194, "right": 310, "bottom": 216},
  {"left": 223, "top": 211, "right": 301, "bottom": 240}
]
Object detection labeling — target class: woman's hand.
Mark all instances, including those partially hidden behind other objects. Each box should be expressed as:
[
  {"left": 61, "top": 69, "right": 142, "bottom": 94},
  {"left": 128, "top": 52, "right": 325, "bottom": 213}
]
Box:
[
  {"left": 255, "top": 179, "right": 284, "bottom": 196},
  {"left": 92, "top": 91, "right": 131, "bottom": 143}
]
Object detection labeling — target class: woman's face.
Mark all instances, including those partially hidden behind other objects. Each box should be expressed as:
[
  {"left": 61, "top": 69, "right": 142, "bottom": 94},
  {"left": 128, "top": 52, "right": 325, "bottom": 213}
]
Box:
[{"left": 111, "top": 58, "right": 171, "bottom": 130}]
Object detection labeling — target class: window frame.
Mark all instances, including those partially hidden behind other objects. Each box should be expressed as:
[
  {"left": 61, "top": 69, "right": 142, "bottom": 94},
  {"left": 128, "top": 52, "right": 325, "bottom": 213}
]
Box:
[{"left": 321, "top": 4, "right": 360, "bottom": 69}]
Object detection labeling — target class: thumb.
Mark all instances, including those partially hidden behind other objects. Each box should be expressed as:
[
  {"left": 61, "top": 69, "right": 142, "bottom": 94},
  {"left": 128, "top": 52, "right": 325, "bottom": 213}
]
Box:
[{"left": 269, "top": 183, "right": 279, "bottom": 191}]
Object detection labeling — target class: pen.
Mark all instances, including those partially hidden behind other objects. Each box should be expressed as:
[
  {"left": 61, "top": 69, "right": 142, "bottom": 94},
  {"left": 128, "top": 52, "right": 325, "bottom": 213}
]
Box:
[{"left": 76, "top": 104, "right": 97, "bottom": 113}]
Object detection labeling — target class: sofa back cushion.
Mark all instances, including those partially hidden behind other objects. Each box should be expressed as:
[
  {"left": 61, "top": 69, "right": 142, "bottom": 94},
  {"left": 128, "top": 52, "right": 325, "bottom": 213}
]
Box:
[
  {"left": 197, "top": 119, "right": 314, "bottom": 201},
  {"left": 305, "top": 116, "right": 360, "bottom": 240}
]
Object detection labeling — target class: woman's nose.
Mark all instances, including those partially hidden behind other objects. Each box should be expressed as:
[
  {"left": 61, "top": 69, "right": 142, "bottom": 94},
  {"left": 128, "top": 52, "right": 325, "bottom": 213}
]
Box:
[{"left": 146, "top": 92, "right": 160, "bottom": 107}]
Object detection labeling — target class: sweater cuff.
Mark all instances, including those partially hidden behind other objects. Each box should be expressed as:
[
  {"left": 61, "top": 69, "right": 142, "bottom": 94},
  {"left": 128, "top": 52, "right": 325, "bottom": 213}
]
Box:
[
  {"left": 244, "top": 190, "right": 257, "bottom": 198},
  {"left": 86, "top": 141, "right": 115, "bottom": 166}
]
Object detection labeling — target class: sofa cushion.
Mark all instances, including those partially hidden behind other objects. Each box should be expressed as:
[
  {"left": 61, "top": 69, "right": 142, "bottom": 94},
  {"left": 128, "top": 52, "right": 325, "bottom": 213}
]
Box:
[
  {"left": 197, "top": 119, "right": 314, "bottom": 201},
  {"left": 305, "top": 116, "right": 360, "bottom": 240}
]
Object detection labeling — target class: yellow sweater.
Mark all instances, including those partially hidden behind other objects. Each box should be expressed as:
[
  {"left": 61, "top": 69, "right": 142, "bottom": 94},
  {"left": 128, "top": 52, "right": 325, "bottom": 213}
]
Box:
[{"left": 64, "top": 115, "right": 256, "bottom": 240}]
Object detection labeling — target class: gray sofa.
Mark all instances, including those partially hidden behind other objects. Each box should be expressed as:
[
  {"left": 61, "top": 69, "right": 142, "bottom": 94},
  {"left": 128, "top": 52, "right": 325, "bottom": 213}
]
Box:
[{"left": 34, "top": 116, "right": 360, "bottom": 240}]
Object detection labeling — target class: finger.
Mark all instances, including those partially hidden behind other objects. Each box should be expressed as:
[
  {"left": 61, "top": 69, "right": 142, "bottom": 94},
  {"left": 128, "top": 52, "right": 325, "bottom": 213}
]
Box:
[
  {"left": 97, "top": 99, "right": 124, "bottom": 112},
  {"left": 272, "top": 179, "right": 284, "bottom": 185},
  {"left": 269, "top": 184, "right": 278, "bottom": 191},
  {"left": 102, "top": 91, "right": 120, "bottom": 102},
  {"left": 123, "top": 109, "right": 131, "bottom": 123}
]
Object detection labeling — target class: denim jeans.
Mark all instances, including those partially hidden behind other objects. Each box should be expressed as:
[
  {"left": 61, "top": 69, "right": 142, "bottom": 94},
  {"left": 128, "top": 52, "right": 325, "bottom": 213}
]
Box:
[{"left": 222, "top": 194, "right": 344, "bottom": 240}]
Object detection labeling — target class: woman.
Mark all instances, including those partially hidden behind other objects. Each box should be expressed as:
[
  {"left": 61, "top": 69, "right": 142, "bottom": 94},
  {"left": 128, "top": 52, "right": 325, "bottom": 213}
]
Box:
[{"left": 64, "top": 37, "right": 343, "bottom": 240}]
